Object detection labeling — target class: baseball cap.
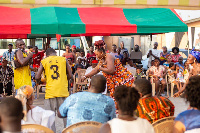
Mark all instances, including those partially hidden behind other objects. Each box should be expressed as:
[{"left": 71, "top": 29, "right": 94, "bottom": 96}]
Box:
[
  {"left": 72, "top": 45, "right": 76, "bottom": 49},
  {"left": 8, "top": 43, "right": 13, "bottom": 46},
  {"left": 92, "top": 60, "right": 98, "bottom": 64}
]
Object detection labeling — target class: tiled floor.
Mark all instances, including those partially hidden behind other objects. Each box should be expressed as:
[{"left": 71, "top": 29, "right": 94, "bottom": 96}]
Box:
[{"left": 33, "top": 93, "right": 189, "bottom": 133}]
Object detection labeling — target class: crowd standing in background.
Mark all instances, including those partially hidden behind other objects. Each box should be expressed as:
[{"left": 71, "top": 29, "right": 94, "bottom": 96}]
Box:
[{"left": 0, "top": 39, "right": 200, "bottom": 133}]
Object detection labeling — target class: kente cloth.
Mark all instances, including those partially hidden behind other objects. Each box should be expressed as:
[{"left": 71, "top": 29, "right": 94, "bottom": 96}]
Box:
[{"left": 102, "top": 58, "right": 134, "bottom": 98}]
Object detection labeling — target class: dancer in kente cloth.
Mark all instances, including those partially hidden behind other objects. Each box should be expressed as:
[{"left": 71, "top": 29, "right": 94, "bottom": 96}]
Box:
[{"left": 82, "top": 40, "right": 134, "bottom": 98}]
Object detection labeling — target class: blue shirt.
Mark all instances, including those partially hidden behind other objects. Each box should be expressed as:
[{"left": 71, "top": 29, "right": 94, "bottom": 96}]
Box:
[
  {"left": 59, "top": 92, "right": 116, "bottom": 127},
  {"left": 175, "top": 109, "right": 200, "bottom": 131},
  {"left": 3, "top": 50, "right": 14, "bottom": 62},
  {"left": 115, "top": 54, "right": 123, "bottom": 60},
  {"left": 175, "top": 62, "right": 184, "bottom": 71}
]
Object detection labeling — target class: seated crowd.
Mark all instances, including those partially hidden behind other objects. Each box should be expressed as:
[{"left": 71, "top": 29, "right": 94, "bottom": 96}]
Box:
[
  {"left": 1, "top": 75, "right": 200, "bottom": 133},
  {"left": 0, "top": 42, "right": 200, "bottom": 133}
]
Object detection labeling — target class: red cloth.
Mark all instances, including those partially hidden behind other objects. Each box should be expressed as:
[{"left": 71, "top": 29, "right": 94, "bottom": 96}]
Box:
[
  {"left": 171, "top": 54, "right": 181, "bottom": 63},
  {"left": 86, "top": 52, "right": 96, "bottom": 62},
  {"left": 72, "top": 45, "right": 76, "bottom": 49},
  {"left": 33, "top": 51, "right": 44, "bottom": 68},
  {"left": 92, "top": 60, "right": 98, "bottom": 64}
]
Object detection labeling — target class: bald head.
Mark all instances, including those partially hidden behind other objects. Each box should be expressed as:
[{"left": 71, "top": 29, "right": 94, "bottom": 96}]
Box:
[{"left": 90, "top": 75, "right": 107, "bottom": 93}]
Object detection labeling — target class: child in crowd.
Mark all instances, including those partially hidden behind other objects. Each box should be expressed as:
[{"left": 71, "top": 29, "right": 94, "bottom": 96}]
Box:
[
  {"left": 163, "top": 56, "right": 172, "bottom": 68},
  {"left": 74, "top": 57, "right": 84, "bottom": 71},
  {"left": 168, "top": 63, "right": 180, "bottom": 91},
  {"left": 27, "top": 46, "right": 34, "bottom": 54},
  {"left": 121, "top": 51, "right": 129, "bottom": 66},
  {"left": 176, "top": 65, "right": 184, "bottom": 89},
  {"left": 77, "top": 50, "right": 86, "bottom": 67},
  {"left": 115, "top": 47, "right": 123, "bottom": 62},
  {"left": 125, "top": 59, "right": 136, "bottom": 76},
  {"left": 146, "top": 60, "right": 154, "bottom": 77},
  {"left": 68, "top": 58, "right": 75, "bottom": 74},
  {"left": 182, "top": 61, "right": 190, "bottom": 84},
  {"left": 175, "top": 56, "right": 184, "bottom": 71},
  {"left": 135, "top": 67, "right": 146, "bottom": 79}
]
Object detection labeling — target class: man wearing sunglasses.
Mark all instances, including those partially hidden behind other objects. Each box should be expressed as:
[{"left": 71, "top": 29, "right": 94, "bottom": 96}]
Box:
[{"left": 13, "top": 39, "right": 33, "bottom": 93}]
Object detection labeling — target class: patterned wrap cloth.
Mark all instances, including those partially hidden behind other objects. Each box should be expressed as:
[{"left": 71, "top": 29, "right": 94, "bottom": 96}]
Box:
[
  {"left": 136, "top": 96, "right": 175, "bottom": 124},
  {"left": 102, "top": 58, "right": 134, "bottom": 98}
]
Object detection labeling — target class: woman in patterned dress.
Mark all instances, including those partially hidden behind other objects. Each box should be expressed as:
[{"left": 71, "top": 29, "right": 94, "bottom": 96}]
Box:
[{"left": 82, "top": 40, "right": 134, "bottom": 98}]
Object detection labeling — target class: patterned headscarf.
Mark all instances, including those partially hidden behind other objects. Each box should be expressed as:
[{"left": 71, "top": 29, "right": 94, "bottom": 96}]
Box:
[
  {"left": 190, "top": 49, "right": 200, "bottom": 63},
  {"left": 15, "top": 85, "right": 34, "bottom": 121}
]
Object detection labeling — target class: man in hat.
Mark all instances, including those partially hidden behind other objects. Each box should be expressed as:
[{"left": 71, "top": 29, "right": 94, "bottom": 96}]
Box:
[{"left": 3, "top": 43, "right": 14, "bottom": 67}]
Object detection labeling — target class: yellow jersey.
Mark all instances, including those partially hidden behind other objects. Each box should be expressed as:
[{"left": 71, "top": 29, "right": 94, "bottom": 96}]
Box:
[
  {"left": 41, "top": 56, "right": 69, "bottom": 99},
  {"left": 14, "top": 51, "right": 32, "bottom": 90}
]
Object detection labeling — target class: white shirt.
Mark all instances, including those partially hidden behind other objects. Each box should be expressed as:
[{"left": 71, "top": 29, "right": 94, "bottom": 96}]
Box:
[
  {"left": 125, "top": 64, "right": 136, "bottom": 76},
  {"left": 108, "top": 117, "right": 155, "bottom": 133},
  {"left": 110, "top": 52, "right": 118, "bottom": 58},
  {"left": 185, "top": 128, "right": 200, "bottom": 133},
  {"left": 146, "top": 49, "right": 161, "bottom": 67},
  {"left": 21, "top": 106, "right": 55, "bottom": 130}
]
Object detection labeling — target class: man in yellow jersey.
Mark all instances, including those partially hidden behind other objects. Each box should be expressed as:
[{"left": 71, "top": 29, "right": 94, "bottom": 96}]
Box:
[
  {"left": 14, "top": 39, "right": 33, "bottom": 94},
  {"left": 35, "top": 48, "right": 72, "bottom": 131}
]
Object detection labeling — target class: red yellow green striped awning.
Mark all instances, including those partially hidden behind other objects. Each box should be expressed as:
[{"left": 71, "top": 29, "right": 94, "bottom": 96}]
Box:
[{"left": 0, "top": 6, "right": 187, "bottom": 38}]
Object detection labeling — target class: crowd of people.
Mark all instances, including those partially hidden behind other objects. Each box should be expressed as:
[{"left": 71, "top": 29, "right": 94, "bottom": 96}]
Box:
[{"left": 0, "top": 39, "right": 200, "bottom": 133}]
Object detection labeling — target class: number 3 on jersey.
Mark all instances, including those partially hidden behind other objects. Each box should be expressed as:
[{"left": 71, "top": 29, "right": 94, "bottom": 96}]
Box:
[{"left": 50, "top": 65, "right": 59, "bottom": 79}]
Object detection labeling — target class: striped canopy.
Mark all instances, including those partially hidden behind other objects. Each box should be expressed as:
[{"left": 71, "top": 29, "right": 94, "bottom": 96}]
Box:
[
  {"left": 0, "top": 6, "right": 187, "bottom": 39},
  {"left": 0, "top": 0, "right": 199, "bottom": 9}
]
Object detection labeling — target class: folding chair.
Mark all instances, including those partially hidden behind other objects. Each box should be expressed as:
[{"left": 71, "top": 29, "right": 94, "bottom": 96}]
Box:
[{"left": 73, "top": 69, "right": 88, "bottom": 93}]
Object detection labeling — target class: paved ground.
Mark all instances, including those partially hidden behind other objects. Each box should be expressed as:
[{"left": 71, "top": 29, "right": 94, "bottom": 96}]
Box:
[{"left": 33, "top": 92, "right": 189, "bottom": 133}]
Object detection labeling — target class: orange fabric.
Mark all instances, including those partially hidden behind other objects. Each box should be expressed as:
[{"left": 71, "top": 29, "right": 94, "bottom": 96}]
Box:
[
  {"left": 102, "top": 58, "right": 134, "bottom": 98},
  {"left": 136, "top": 96, "right": 175, "bottom": 124}
]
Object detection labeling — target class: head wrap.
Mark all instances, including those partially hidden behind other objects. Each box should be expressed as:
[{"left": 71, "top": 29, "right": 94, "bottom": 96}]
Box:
[
  {"left": 94, "top": 40, "right": 105, "bottom": 49},
  {"left": 15, "top": 85, "right": 34, "bottom": 121},
  {"left": 190, "top": 49, "right": 200, "bottom": 63}
]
